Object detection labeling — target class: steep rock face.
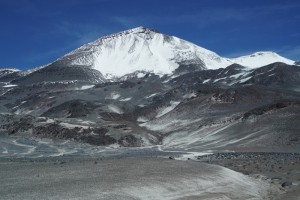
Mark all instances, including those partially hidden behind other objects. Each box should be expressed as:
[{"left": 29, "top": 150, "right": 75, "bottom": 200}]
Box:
[
  {"left": 238, "top": 62, "right": 300, "bottom": 89},
  {"left": 0, "top": 68, "right": 22, "bottom": 82},
  {"left": 11, "top": 63, "right": 106, "bottom": 85}
]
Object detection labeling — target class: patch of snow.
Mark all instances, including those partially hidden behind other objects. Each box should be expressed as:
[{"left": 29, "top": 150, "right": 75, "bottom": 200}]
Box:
[
  {"left": 173, "top": 151, "right": 213, "bottom": 161},
  {"left": 119, "top": 97, "right": 132, "bottom": 101},
  {"left": 146, "top": 93, "right": 158, "bottom": 99},
  {"left": 106, "top": 143, "right": 120, "bottom": 149},
  {"left": 162, "top": 123, "right": 234, "bottom": 149},
  {"left": 227, "top": 71, "right": 252, "bottom": 86},
  {"left": 46, "top": 118, "right": 55, "bottom": 123},
  {"left": 213, "top": 77, "right": 226, "bottom": 83},
  {"left": 137, "top": 72, "right": 145, "bottom": 78},
  {"left": 3, "top": 84, "right": 17, "bottom": 88},
  {"left": 38, "top": 118, "right": 55, "bottom": 124},
  {"left": 74, "top": 119, "right": 96, "bottom": 125},
  {"left": 80, "top": 85, "right": 94, "bottom": 90},
  {"left": 156, "top": 101, "right": 180, "bottom": 118},
  {"left": 60, "top": 122, "right": 89, "bottom": 129},
  {"left": 141, "top": 119, "right": 188, "bottom": 132},
  {"left": 107, "top": 104, "right": 124, "bottom": 114},
  {"left": 239, "top": 76, "right": 252, "bottom": 83},
  {"left": 162, "top": 75, "right": 178, "bottom": 83},
  {"left": 202, "top": 79, "right": 211, "bottom": 83},
  {"left": 106, "top": 92, "right": 121, "bottom": 100},
  {"left": 137, "top": 116, "right": 149, "bottom": 123},
  {"left": 170, "top": 74, "right": 180, "bottom": 79},
  {"left": 229, "top": 72, "right": 245, "bottom": 79},
  {"left": 14, "top": 109, "right": 33, "bottom": 115},
  {"left": 2, "top": 147, "right": 8, "bottom": 154},
  {"left": 183, "top": 92, "right": 197, "bottom": 99}
]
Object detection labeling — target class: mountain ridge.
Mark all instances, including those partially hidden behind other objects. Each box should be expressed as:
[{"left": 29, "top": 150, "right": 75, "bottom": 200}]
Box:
[
  {"left": 0, "top": 27, "right": 296, "bottom": 84},
  {"left": 51, "top": 26, "right": 294, "bottom": 78}
]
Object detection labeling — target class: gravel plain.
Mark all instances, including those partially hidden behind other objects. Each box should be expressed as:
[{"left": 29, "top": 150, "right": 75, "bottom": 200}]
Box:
[{"left": 0, "top": 156, "right": 282, "bottom": 200}]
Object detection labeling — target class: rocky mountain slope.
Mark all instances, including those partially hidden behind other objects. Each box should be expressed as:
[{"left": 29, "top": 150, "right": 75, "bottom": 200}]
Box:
[
  {"left": 0, "top": 63, "right": 299, "bottom": 151},
  {"left": 0, "top": 27, "right": 299, "bottom": 152}
]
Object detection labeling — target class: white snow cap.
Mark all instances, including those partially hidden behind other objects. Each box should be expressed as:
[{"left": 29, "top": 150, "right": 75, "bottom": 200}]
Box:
[
  {"left": 56, "top": 27, "right": 295, "bottom": 78},
  {"left": 231, "top": 51, "right": 294, "bottom": 68}
]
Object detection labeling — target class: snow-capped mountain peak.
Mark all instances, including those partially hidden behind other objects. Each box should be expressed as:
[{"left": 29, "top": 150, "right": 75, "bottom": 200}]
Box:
[
  {"left": 102, "top": 26, "right": 159, "bottom": 37},
  {"left": 231, "top": 51, "right": 294, "bottom": 68},
  {"left": 54, "top": 27, "right": 295, "bottom": 79},
  {"left": 55, "top": 27, "right": 232, "bottom": 78}
]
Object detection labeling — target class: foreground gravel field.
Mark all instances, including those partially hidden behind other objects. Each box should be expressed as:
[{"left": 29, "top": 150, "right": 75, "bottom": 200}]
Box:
[
  {"left": 0, "top": 157, "right": 281, "bottom": 200},
  {"left": 0, "top": 133, "right": 297, "bottom": 199},
  {"left": 197, "top": 152, "right": 300, "bottom": 200}
]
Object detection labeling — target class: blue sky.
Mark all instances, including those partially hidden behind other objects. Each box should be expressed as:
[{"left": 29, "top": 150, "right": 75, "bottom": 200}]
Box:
[{"left": 1, "top": 0, "right": 299, "bottom": 70}]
